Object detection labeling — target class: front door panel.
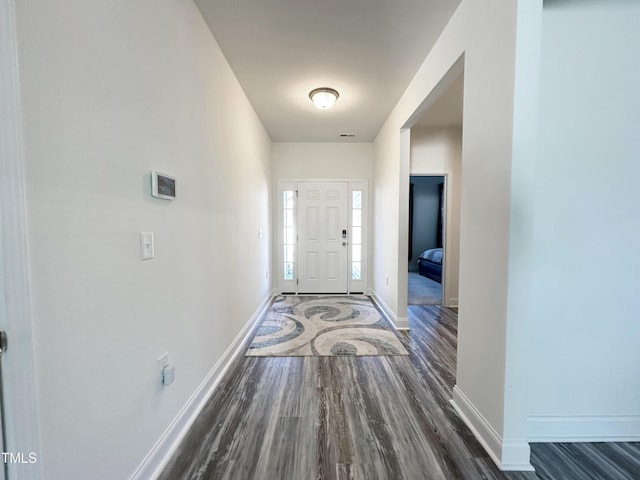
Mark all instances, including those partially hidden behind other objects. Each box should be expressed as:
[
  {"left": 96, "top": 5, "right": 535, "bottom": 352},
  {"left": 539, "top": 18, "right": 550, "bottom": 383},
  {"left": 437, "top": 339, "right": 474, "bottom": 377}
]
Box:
[{"left": 297, "top": 181, "right": 348, "bottom": 293}]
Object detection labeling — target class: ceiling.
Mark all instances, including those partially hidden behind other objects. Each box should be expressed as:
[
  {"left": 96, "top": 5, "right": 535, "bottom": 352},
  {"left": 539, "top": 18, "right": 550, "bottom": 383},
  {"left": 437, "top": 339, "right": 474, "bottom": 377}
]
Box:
[
  {"left": 414, "top": 73, "right": 464, "bottom": 128},
  {"left": 194, "top": 0, "right": 462, "bottom": 142}
]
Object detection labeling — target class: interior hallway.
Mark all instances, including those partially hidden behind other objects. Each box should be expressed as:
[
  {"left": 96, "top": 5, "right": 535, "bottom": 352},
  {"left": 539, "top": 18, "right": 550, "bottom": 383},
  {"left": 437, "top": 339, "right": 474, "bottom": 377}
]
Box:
[{"left": 158, "top": 305, "right": 640, "bottom": 479}]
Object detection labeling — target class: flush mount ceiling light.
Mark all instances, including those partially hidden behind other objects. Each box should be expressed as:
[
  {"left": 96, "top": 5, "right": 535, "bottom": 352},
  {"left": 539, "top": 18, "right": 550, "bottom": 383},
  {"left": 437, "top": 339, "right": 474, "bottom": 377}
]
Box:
[{"left": 309, "top": 87, "right": 339, "bottom": 110}]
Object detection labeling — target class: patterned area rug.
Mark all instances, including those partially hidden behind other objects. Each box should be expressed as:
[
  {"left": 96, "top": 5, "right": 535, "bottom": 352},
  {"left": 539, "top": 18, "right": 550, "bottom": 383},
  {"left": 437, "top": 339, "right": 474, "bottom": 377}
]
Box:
[{"left": 246, "top": 295, "right": 409, "bottom": 357}]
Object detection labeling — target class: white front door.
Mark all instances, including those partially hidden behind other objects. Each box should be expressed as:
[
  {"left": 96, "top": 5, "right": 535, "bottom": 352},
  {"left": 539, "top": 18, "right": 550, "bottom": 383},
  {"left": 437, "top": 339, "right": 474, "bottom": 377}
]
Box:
[{"left": 297, "top": 181, "right": 349, "bottom": 293}]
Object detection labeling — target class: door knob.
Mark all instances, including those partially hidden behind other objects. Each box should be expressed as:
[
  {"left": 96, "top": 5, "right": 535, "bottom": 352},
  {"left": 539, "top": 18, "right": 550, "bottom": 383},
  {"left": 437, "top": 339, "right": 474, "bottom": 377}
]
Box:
[{"left": 342, "top": 242, "right": 347, "bottom": 246}]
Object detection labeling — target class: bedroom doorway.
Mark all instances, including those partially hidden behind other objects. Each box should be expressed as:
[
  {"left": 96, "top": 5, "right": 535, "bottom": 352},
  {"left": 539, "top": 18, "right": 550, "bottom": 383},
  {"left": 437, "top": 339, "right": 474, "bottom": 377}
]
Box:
[{"left": 408, "top": 175, "right": 445, "bottom": 305}]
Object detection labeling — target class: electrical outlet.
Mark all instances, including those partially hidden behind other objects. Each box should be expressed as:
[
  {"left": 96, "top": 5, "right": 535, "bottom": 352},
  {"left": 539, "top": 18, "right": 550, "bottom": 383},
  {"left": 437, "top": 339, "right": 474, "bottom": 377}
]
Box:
[
  {"left": 158, "top": 352, "right": 169, "bottom": 379},
  {"left": 385, "top": 275, "right": 389, "bottom": 286}
]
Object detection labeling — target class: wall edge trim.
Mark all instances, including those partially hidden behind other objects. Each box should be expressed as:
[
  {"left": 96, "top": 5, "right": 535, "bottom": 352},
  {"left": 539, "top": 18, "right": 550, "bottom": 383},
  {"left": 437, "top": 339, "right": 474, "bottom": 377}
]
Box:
[
  {"left": 370, "top": 290, "right": 410, "bottom": 330},
  {"left": 130, "top": 290, "right": 276, "bottom": 480},
  {"left": 528, "top": 414, "right": 640, "bottom": 443},
  {"left": 451, "top": 385, "right": 533, "bottom": 471}
]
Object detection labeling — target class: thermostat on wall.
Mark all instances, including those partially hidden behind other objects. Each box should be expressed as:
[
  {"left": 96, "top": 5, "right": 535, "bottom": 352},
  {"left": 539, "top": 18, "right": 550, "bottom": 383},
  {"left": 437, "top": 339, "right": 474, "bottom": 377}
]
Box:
[{"left": 151, "top": 171, "right": 176, "bottom": 200}]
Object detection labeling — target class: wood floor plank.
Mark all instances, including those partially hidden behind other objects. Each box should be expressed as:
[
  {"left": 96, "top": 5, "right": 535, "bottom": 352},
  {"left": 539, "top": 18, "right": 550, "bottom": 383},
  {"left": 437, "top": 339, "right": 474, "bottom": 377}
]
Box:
[{"left": 158, "top": 303, "right": 640, "bottom": 480}]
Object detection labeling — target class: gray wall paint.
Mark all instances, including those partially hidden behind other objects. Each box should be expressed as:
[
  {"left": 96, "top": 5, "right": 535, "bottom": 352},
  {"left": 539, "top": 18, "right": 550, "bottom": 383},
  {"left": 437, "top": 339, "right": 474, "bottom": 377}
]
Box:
[{"left": 409, "top": 176, "right": 443, "bottom": 271}]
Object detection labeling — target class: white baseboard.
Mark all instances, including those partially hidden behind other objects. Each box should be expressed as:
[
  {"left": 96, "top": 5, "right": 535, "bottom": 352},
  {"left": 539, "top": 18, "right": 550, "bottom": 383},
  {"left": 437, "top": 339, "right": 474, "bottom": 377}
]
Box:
[
  {"left": 446, "top": 297, "right": 458, "bottom": 308},
  {"left": 528, "top": 414, "right": 640, "bottom": 443},
  {"left": 130, "top": 290, "right": 275, "bottom": 480},
  {"left": 451, "top": 386, "right": 533, "bottom": 471},
  {"left": 370, "top": 291, "right": 410, "bottom": 330},
  {"left": 394, "top": 316, "right": 410, "bottom": 329}
]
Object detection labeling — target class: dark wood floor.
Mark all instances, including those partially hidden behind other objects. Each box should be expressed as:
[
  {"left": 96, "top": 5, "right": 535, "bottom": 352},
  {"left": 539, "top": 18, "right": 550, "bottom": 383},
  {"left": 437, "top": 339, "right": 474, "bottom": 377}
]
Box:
[{"left": 159, "top": 304, "right": 640, "bottom": 480}]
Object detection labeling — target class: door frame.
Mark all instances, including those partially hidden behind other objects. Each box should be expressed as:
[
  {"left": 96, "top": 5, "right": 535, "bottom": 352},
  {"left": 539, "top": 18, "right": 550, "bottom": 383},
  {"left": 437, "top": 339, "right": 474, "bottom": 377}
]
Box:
[
  {"left": 276, "top": 179, "right": 369, "bottom": 295},
  {"left": 0, "top": 0, "right": 42, "bottom": 477}
]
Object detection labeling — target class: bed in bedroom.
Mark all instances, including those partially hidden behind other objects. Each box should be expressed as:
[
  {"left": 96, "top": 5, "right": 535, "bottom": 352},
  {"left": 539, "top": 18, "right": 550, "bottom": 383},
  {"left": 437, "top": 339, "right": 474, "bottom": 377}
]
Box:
[{"left": 418, "top": 248, "right": 443, "bottom": 283}]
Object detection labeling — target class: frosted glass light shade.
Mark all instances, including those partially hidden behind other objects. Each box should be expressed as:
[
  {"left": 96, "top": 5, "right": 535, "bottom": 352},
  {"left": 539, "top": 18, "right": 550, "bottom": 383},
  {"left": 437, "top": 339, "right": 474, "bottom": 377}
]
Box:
[{"left": 309, "top": 88, "right": 339, "bottom": 109}]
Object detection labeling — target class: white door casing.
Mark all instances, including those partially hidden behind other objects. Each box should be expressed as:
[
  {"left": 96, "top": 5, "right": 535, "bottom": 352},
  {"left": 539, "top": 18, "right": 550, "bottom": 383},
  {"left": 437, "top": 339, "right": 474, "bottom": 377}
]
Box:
[
  {"left": 277, "top": 179, "right": 368, "bottom": 295},
  {"left": 0, "top": 0, "right": 41, "bottom": 477},
  {"left": 297, "top": 181, "right": 348, "bottom": 293}
]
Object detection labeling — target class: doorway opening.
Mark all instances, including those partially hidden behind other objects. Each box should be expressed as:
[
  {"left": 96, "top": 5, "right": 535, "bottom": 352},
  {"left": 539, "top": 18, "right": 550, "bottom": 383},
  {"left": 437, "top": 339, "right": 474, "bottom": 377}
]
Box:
[
  {"left": 402, "top": 64, "right": 464, "bottom": 311},
  {"left": 277, "top": 179, "right": 368, "bottom": 295},
  {"left": 408, "top": 175, "right": 445, "bottom": 305}
]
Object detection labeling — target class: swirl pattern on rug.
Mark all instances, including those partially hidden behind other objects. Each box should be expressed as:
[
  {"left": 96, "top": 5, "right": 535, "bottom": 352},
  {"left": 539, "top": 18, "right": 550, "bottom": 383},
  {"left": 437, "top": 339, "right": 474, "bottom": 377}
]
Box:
[{"left": 246, "top": 295, "right": 409, "bottom": 357}]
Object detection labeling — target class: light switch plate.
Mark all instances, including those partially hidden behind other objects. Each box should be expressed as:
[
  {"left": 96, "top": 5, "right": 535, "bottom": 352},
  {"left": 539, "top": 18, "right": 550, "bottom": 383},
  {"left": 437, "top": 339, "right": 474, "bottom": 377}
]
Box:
[{"left": 140, "top": 232, "right": 154, "bottom": 260}]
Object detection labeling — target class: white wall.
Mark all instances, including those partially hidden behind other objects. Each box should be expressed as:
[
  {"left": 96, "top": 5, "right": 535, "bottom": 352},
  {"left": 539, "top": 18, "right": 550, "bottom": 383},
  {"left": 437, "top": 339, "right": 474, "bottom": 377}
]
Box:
[
  {"left": 15, "top": 1, "right": 272, "bottom": 478},
  {"left": 411, "top": 127, "right": 462, "bottom": 174},
  {"left": 411, "top": 127, "right": 462, "bottom": 306},
  {"left": 527, "top": 1, "right": 640, "bottom": 440},
  {"left": 272, "top": 142, "right": 373, "bottom": 180},
  {"left": 373, "top": 0, "right": 540, "bottom": 469}
]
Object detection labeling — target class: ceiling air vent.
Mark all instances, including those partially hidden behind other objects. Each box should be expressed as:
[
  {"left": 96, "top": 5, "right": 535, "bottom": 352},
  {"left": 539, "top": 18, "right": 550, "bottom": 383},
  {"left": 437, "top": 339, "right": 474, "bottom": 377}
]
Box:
[{"left": 339, "top": 133, "right": 356, "bottom": 138}]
